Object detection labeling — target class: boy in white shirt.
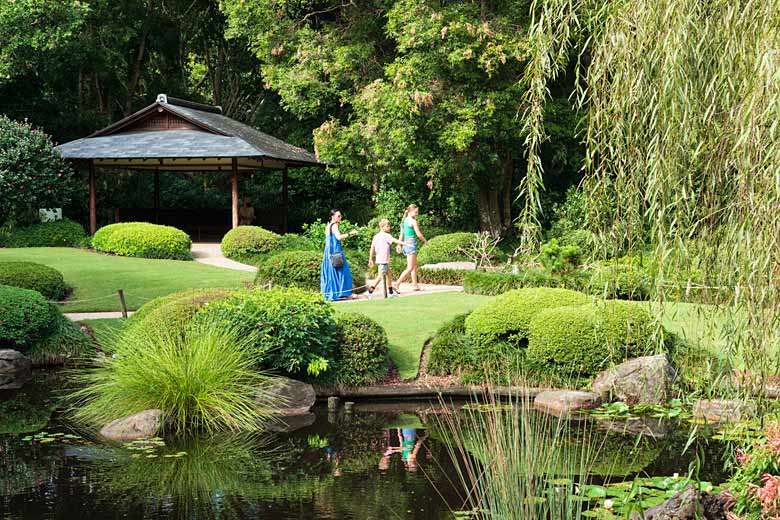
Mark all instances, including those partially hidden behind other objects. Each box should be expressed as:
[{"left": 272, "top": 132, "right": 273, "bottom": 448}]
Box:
[{"left": 368, "top": 219, "right": 406, "bottom": 299}]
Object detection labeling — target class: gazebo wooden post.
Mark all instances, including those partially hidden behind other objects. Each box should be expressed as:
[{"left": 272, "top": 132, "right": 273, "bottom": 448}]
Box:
[
  {"left": 153, "top": 169, "right": 160, "bottom": 224},
  {"left": 282, "top": 166, "right": 289, "bottom": 233},
  {"left": 89, "top": 160, "right": 97, "bottom": 235},
  {"left": 231, "top": 158, "right": 239, "bottom": 229}
]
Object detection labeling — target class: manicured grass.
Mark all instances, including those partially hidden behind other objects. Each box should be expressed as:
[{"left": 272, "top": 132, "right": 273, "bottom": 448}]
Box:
[
  {"left": 0, "top": 248, "right": 254, "bottom": 312},
  {"left": 82, "top": 318, "right": 128, "bottom": 350},
  {"left": 336, "top": 292, "right": 491, "bottom": 379}
]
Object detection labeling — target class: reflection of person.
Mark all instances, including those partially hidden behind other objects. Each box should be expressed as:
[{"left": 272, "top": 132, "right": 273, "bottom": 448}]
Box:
[
  {"left": 367, "top": 219, "right": 405, "bottom": 300},
  {"left": 377, "top": 428, "right": 428, "bottom": 473},
  {"left": 238, "top": 197, "right": 255, "bottom": 226},
  {"left": 320, "top": 209, "right": 358, "bottom": 301},
  {"left": 394, "top": 204, "right": 428, "bottom": 292}
]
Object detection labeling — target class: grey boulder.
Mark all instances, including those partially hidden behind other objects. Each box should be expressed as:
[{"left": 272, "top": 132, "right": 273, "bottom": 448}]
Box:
[
  {"left": 592, "top": 354, "right": 676, "bottom": 405},
  {"left": 257, "top": 377, "right": 316, "bottom": 416},
  {"left": 533, "top": 390, "right": 601, "bottom": 418},
  {"left": 99, "top": 409, "right": 165, "bottom": 442},
  {"left": 693, "top": 399, "right": 756, "bottom": 424},
  {"left": 0, "top": 349, "right": 32, "bottom": 374}
]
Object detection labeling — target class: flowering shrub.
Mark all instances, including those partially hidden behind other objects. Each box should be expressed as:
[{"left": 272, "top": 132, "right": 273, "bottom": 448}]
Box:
[{"left": 725, "top": 421, "right": 780, "bottom": 520}]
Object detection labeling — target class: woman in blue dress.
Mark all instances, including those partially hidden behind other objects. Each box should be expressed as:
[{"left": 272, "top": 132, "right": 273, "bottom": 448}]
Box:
[{"left": 321, "top": 209, "right": 358, "bottom": 301}]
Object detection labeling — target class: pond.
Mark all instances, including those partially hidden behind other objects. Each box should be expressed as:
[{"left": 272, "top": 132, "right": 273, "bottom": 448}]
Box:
[{"left": 1, "top": 372, "right": 732, "bottom": 519}]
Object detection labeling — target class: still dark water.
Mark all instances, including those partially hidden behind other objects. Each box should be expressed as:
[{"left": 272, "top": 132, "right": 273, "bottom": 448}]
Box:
[{"left": 1, "top": 372, "right": 731, "bottom": 520}]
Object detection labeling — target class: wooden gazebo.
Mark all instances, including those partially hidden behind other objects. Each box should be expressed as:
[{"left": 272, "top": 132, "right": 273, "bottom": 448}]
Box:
[{"left": 56, "top": 94, "right": 323, "bottom": 235}]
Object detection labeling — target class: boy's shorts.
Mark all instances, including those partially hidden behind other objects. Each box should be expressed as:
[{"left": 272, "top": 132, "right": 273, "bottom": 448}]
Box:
[{"left": 377, "top": 263, "right": 389, "bottom": 273}]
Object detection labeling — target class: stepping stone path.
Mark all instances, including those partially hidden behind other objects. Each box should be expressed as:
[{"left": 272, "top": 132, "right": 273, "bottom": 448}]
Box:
[{"left": 533, "top": 390, "right": 602, "bottom": 418}]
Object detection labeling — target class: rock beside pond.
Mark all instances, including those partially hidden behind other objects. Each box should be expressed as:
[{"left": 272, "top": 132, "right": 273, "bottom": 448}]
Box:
[
  {"left": 630, "top": 484, "right": 727, "bottom": 520},
  {"left": 0, "top": 349, "right": 32, "bottom": 374},
  {"left": 257, "top": 377, "right": 316, "bottom": 416},
  {"left": 267, "top": 412, "right": 316, "bottom": 433},
  {"left": 592, "top": 355, "right": 676, "bottom": 405},
  {"left": 693, "top": 399, "right": 756, "bottom": 424},
  {"left": 533, "top": 390, "right": 601, "bottom": 418},
  {"left": 596, "top": 417, "right": 672, "bottom": 439},
  {"left": 99, "top": 409, "right": 165, "bottom": 442},
  {"left": 0, "top": 370, "right": 33, "bottom": 390}
]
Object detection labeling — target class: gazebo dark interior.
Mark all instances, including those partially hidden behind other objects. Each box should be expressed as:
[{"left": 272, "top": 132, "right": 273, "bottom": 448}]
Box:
[{"left": 56, "top": 94, "right": 323, "bottom": 237}]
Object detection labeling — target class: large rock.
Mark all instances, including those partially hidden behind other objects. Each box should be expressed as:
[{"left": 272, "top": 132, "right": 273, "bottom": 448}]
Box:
[
  {"left": 0, "top": 349, "right": 32, "bottom": 374},
  {"left": 257, "top": 377, "right": 316, "bottom": 416},
  {"left": 533, "top": 390, "right": 601, "bottom": 418},
  {"left": 0, "top": 370, "right": 33, "bottom": 390},
  {"left": 99, "top": 409, "right": 165, "bottom": 442},
  {"left": 693, "top": 399, "right": 756, "bottom": 424},
  {"left": 596, "top": 417, "right": 672, "bottom": 439},
  {"left": 630, "top": 484, "right": 727, "bottom": 520},
  {"left": 592, "top": 355, "right": 676, "bottom": 405}
]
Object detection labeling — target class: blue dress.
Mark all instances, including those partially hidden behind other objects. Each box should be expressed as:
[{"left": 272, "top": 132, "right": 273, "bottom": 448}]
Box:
[{"left": 320, "top": 228, "right": 353, "bottom": 301}]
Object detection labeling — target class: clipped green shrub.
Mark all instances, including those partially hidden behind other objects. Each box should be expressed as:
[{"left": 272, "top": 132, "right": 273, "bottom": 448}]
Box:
[
  {"left": 334, "top": 313, "right": 389, "bottom": 386},
  {"left": 465, "top": 287, "right": 590, "bottom": 347},
  {"left": 427, "top": 313, "right": 473, "bottom": 376},
  {"left": 221, "top": 225, "right": 281, "bottom": 261},
  {"left": 464, "top": 268, "right": 590, "bottom": 296},
  {"left": 417, "top": 232, "right": 476, "bottom": 265},
  {"left": 26, "top": 313, "right": 94, "bottom": 366},
  {"left": 0, "top": 261, "right": 66, "bottom": 300},
  {"left": 255, "top": 250, "right": 321, "bottom": 291},
  {"left": 129, "top": 288, "right": 234, "bottom": 335},
  {"left": 197, "top": 287, "right": 338, "bottom": 378},
  {"left": 92, "top": 222, "right": 192, "bottom": 260},
  {"left": 527, "top": 300, "right": 655, "bottom": 378},
  {"left": 0, "top": 285, "right": 57, "bottom": 347},
  {"left": 589, "top": 257, "right": 652, "bottom": 300},
  {"left": 4, "top": 218, "right": 87, "bottom": 248}
]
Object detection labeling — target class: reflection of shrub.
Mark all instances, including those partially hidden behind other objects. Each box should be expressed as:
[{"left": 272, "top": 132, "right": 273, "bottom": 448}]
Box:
[
  {"left": 417, "top": 232, "right": 476, "bottom": 265},
  {"left": 4, "top": 218, "right": 86, "bottom": 248},
  {"left": 334, "top": 313, "right": 389, "bottom": 386},
  {"left": 26, "top": 313, "right": 94, "bottom": 366},
  {"left": 197, "top": 288, "right": 338, "bottom": 378},
  {"left": 255, "top": 250, "right": 321, "bottom": 291},
  {"left": 221, "top": 225, "right": 281, "bottom": 261},
  {"left": 70, "top": 321, "right": 280, "bottom": 435},
  {"left": 92, "top": 222, "right": 192, "bottom": 260},
  {"left": 427, "top": 314, "right": 473, "bottom": 376},
  {"left": 465, "top": 287, "right": 590, "bottom": 347},
  {"left": 0, "top": 285, "right": 57, "bottom": 347},
  {"left": 0, "top": 261, "right": 66, "bottom": 300}
]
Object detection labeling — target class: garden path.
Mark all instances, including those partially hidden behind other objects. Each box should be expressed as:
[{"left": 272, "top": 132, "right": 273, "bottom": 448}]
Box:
[{"left": 190, "top": 242, "right": 258, "bottom": 272}]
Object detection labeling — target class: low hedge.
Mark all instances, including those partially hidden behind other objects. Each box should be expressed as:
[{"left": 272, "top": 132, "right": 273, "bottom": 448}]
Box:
[
  {"left": 0, "top": 261, "right": 66, "bottom": 300},
  {"left": 426, "top": 313, "right": 473, "bottom": 376},
  {"left": 128, "top": 288, "right": 234, "bottom": 334},
  {"left": 335, "top": 313, "right": 390, "bottom": 386},
  {"left": 3, "top": 218, "right": 87, "bottom": 248},
  {"left": 589, "top": 261, "right": 652, "bottom": 300},
  {"left": 417, "top": 232, "right": 475, "bottom": 265},
  {"left": 92, "top": 222, "right": 192, "bottom": 260},
  {"left": 221, "top": 226, "right": 281, "bottom": 261},
  {"left": 464, "top": 268, "right": 590, "bottom": 296},
  {"left": 0, "top": 285, "right": 58, "bottom": 347},
  {"left": 255, "top": 250, "right": 321, "bottom": 291},
  {"left": 464, "top": 287, "right": 590, "bottom": 348},
  {"left": 527, "top": 300, "right": 655, "bottom": 378}
]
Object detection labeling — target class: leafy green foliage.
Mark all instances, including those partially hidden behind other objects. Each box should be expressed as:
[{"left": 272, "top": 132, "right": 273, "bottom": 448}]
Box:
[
  {"left": 196, "top": 287, "right": 338, "bottom": 378},
  {"left": 417, "top": 232, "right": 475, "bottom": 265},
  {"left": 129, "top": 288, "right": 234, "bottom": 337},
  {"left": 725, "top": 420, "right": 780, "bottom": 520},
  {"left": 334, "top": 312, "right": 389, "bottom": 386},
  {"left": 538, "top": 238, "right": 581, "bottom": 273},
  {"left": 26, "top": 313, "right": 94, "bottom": 366},
  {"left": 255, "top": 250, "right": 321, "bottom": 291},
  {"left": 464, "top": 287, "right": 590, "bottom": 348},
  {"left": 0, "top": 261, "right": 66, "bottom": 300},
  {"left": 0, "top": 115, "right": 78, "bottom": 224},
  {"left": 464, "top": 268, "right": 589, "bottom": 296},
  {"left": 92, "top": 222, "right": 192, "bottom": 260},
  {"left": 220, "top": 226, "right": 281, "bottom": 262},
  {"left": 302, "top": 219, "right": 373, "bottom": 253},
  {"left": 589, "top": 258, "right": 652, "bottom": 301},
  {"left": 426, "top": 313, "right": 473, "bottom": 376},
  {"left": 0, "top": 284, "right": 57, "bottom": 347},
  {"left": 3, "top": 218, "right": 86, "bottom": 247}
]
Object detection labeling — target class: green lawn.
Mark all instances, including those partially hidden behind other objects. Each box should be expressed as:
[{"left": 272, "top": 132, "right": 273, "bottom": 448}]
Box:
[
  {"left": 336, "top": 292, "right": 491, "bottom": 379},
  {"left": 0, "top": 248, "right": 254, "bottom": 312},
  {"left": 82, "top": 318, "right": 129, "bottom": 350}
]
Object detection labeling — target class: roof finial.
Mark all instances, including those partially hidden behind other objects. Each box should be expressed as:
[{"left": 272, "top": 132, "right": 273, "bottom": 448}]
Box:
[{"left": 156, "top": 94, "right": 168, "bottom": 104}]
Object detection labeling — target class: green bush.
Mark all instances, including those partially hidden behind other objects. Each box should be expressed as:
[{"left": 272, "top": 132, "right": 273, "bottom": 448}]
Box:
[
  {"left": 92, "top": 222, "right": 192, "bottom": 260},
  {"left": 427, "top": 313, "right": 473, "bottom": 376},
  {"left": 334, "top": 313, "right": 390, "bottom": 386},
  {"left": 255, "top": 250, "right": 321, "bottom": 291},
  {"left": 0, "top": 261, "right": 66, "bottom": 300},
  {"left": 527, "top": 300, "right": 655, "bottom": 378},
  {"left": 129, "top": 288, "right": 234, "bottom": 335},
  {"left": 417, "top": 232, "right": 475, "bottom": 265},
  {"left": 4, "top": 218, "right": 86, "bottom": 248},
  {"left": 220, "top": 226, "right": 281, "bottom": 261},
  {"left": 589, "top": 259, "right": 652, "bottom": 300},
  {"left": 464, "top": 268, "right": 590, "bottom": 295},
  {"left": 465, "top": 287, "right": 590, "bottom": 348},
  {"left": 538, "top": 238, "right": 581, "bottom": 273},
  {"left": 0, "top": 285, "right": 58, "bottom": 347},
  {"left": 196, "top": 287, "right": 338, "bottom": 378},
  {"left": 26, "top": 313, "right": 94, "bottom": 366}
]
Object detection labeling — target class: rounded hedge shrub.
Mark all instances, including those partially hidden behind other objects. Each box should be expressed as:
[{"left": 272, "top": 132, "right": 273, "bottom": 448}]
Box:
[
  {"left": 335, "top": 313, "right": 390, "bottom": 386},
  {"left": 4, "top": 218, "right": 87, "bottom": 248},
  {"left": 92, "top": 222, "right": 192, "bottom": 260},
  {"left": 527, "top": 300, "right": 655, "bottom": 378},
  {"left": 26, "top": 313, "right": 94, "bottom": 366},
  {"left": 128, "top": 288, "right": 234, "bottom": 334},
  {"left": 465, "top": 287, "right": 590, "bottom": 347},
  {"left": 196, "top": 287, "right": 338, "bottom": 378},
  {"left": 417, "top": 232, "right": 476, "bottom": 265},
  {"left": 255, "top": 250, "right": 321, "bottom": 291},
  {"left": 427, "top": 313, "right": 473, "bottom": 376},
  {"left": 589, "top": 259, "right": 652, "bottom": 300},
  {"left": 0, "top": 285, "right": 58, "bottom": 347},
  {"left": 0, "top": 261, "right": 66, "bottom": 300},
  {"left": 221, "top": 226, "right": 281, "bottom": 261}
]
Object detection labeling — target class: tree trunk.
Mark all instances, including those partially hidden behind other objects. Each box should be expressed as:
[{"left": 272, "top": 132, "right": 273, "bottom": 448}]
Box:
[
  {"left": 476, "top": 155, "right": 514, "bottom": 237},
  {"left": 124, "top": 26, "right": 150, "bottom": 116}
]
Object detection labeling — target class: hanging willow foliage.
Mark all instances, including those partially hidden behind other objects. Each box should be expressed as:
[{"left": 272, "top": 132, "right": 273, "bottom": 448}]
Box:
[{"left": 520, "top": 0, "right": 780, "bottom": 395}]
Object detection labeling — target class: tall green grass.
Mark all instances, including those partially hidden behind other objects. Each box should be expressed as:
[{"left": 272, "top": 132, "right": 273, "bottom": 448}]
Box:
[
  {"left": 434, "top": 390, "right": 603, "bottom": 519},
  {"left": 68, "top": 320, "right": 281, "bottom": 435}
]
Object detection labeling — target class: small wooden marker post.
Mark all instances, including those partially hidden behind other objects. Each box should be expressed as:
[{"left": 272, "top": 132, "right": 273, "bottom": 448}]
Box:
[
  {"left": 344, "top": 401, "right": 354, "bottom": 413},
  {"left": 117, "top": 289, "right": 128, "bottom": 318},
  {"left": 327, "top": 396, "right": 340, "bottom": 410}
]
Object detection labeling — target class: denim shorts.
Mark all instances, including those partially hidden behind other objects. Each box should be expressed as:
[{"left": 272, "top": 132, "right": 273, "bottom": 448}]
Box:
[{"left": 402, "top": 237, "right": 417, "bottom": 256}]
